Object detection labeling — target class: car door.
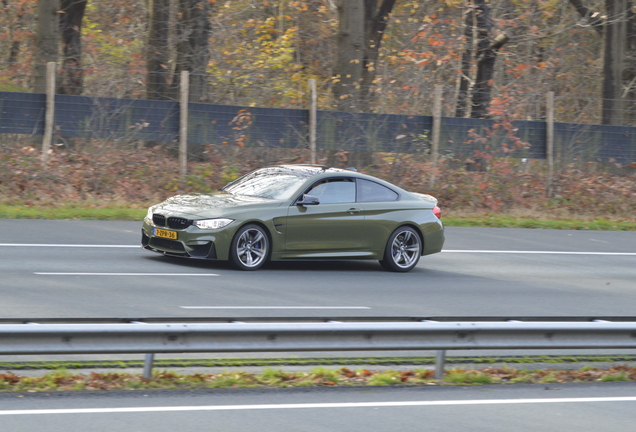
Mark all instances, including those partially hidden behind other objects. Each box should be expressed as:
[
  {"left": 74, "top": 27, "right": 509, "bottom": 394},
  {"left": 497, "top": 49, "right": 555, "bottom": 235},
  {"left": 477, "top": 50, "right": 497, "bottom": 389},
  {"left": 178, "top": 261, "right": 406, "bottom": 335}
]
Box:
[
  {"left": 284, "top": 178, "right": 370, "bottom": 256},
  {"left": 353, "top": 178, "right": 402, "bottom": 251}
]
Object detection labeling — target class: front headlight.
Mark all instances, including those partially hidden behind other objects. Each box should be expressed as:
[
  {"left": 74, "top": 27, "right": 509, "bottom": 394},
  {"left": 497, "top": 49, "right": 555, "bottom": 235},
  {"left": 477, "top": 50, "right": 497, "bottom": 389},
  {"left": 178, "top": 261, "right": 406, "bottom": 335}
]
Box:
[
  {"left": 193, "top": 218, "right": 234, "bottom": 230},
  {"left": 145, "top": 208, "right": 153, "bottom": 222}
]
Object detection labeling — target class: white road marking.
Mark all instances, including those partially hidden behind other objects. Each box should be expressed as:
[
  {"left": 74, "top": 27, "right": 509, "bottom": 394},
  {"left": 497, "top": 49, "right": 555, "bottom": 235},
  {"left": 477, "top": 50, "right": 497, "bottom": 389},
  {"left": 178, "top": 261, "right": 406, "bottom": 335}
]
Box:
[
  {"left": 34, "top": 273, "right": 218, "bottom": 277},
  {"left": 2, "top": 397, "right": 636, "bottom": 415},
  {"left": 1, "top": 244, "right": 633, "bottom": 255},
  {"left": 0, "top": 244, "right": 138, "bottom": 248},
  {"left": 443, "top": 250, "right": 636, "bottom": 256},
  {"left": 180, "top": 306, "right": 370, "bottom": 309}
]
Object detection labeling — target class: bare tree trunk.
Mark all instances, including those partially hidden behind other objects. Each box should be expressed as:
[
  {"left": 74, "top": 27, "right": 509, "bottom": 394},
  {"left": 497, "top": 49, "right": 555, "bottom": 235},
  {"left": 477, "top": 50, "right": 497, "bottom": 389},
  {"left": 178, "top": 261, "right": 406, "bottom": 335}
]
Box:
[
  {"left": 567, "top": 0, "right": 635, "bottom": 125},
  {"left": 456, "top": 1, "right": 475, "bottom": 118},
  {"left": 624, "top": 2, "right": 636, "bottom": 124},
  {"left": 603, "top": 0, "right": 627, "bottom": 125},
  {"left": 34, "top": 0, "right": 61, "bottom": 94},
  {"left": 146, "top": 0, "right": 171, "bottom": 101},
  {"left": 333, "top": 0, "right": 365, "bottom": 112},
  {"left": 360, "top": 0, "right": 396, "bottom": 112},
  {"left": 59, "top": 0, "right": 87, "bottom": 95},
  {"left": 330, "top": 0, "right": 397, "bottom": 167},
  {"left": 171, "top": 0, "right": 212, "bottom": 102},
  {"left": 4, "top": 0, "right": 24, "bottom": 64},
  {"left": 332, "top": 0, "right": 396, "bottom": 113},
  {"left": 470, "top": 0, "right": 508, "bottom": 119}
]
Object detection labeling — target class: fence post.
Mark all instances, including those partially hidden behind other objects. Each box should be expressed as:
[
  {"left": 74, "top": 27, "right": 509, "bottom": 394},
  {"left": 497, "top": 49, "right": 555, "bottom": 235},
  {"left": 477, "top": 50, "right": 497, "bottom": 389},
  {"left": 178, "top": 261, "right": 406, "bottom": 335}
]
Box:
[
  {"left": 546, "top": 91, "right": 554, "bottom": 197},
  {"left": 42, "top": 62, "right": 56, "bottom": 167},
  {"left": 309, "top": 79, "right": 317, "bottom": 164},
  {"left": 179, "top": 70, "right": 189, "bottom": 181},
  {"left": 429, "top": 84, "right": 442, "bottom": 189}
]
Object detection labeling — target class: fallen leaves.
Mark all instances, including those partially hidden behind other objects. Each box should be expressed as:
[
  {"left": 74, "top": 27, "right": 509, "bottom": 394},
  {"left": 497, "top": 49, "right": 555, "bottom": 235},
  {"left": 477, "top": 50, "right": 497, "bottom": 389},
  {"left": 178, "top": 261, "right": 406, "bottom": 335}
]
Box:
[{"left": 1, "top": 366, "right": 635, "bottom": 392}]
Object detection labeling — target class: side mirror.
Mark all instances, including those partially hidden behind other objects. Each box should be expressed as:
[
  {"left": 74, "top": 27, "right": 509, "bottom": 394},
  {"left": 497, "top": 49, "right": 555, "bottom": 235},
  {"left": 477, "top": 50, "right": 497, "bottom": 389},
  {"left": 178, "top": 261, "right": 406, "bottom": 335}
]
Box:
[{"left": 297, "top": 194, "right": 320, "bottom": 206}]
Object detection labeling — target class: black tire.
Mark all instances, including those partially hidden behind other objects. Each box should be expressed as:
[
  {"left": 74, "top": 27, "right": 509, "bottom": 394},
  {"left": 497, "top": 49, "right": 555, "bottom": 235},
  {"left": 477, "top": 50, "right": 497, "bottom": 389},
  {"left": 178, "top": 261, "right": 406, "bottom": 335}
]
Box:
[
  {"left": 378, "top": 259, "right": 391, "bottom": 271},
  {"left": 380, "top": 226, "right": 421, "bottom": 272},
  {"left": 229, "top": 224, "right": 269, "bottom": 270}
]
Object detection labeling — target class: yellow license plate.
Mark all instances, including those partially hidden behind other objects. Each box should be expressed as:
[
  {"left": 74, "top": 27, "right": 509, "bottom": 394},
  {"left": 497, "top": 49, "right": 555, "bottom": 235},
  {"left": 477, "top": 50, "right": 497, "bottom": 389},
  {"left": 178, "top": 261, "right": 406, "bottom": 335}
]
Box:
[{"left": 154, "top": 228, "right": 178, "bottom": 240}]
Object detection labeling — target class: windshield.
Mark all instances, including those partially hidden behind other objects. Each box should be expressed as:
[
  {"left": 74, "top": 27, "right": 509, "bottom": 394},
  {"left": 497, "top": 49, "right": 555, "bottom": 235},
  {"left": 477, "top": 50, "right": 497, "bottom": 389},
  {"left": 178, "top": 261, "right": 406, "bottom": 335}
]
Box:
[{"left": 223, "top": 167, "right": 316, "bottom": 200}]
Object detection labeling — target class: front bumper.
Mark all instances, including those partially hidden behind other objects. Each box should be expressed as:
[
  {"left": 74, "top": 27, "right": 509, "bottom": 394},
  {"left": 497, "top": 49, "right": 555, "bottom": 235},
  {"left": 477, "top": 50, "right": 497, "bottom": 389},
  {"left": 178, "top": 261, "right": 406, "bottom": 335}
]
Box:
[
  {"left": 141, "top": 219, "right": 236, "bottom": 260},
  {"left": 141, "top": 229, "right": 217, "bottom": 259}
]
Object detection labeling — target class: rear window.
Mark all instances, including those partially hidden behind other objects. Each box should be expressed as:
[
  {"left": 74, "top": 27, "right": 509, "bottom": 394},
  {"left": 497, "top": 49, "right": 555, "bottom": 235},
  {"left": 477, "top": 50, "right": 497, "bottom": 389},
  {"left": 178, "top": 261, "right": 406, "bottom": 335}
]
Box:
[{"left": 357, "top": 179, "right": 399, "bottom": 202}]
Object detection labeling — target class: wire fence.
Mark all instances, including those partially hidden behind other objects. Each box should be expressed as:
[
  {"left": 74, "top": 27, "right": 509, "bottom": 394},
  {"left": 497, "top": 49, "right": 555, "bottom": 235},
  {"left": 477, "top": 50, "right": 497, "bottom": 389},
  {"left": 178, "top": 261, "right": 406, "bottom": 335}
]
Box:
[
  {"left": 3, "top": 61, "right": 630, "bottom": 123},
  {"left": 1, "top": 62, "right": 636, "bottom": 170}
]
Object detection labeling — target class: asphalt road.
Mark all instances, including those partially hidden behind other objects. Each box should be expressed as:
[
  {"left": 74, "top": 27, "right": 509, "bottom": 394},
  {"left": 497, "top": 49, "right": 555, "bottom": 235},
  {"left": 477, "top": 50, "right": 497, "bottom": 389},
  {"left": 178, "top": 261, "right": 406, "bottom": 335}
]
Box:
[
  {"left": 2, "top": 220, "right": 636, "bottom": 430},
  {"left": 0, "top": 220, "right": 635, "bottom": 319},
  {"left": 1, "top": 384, "right": 635, "bottom": 432}
]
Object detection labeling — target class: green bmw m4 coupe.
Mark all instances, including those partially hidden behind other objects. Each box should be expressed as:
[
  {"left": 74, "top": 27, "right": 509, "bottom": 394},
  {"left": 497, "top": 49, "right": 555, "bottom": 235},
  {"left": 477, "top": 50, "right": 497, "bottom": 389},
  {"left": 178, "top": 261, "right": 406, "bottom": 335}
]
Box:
[{"left": 142, "top": 165, "right": 444, "bottom": 272}]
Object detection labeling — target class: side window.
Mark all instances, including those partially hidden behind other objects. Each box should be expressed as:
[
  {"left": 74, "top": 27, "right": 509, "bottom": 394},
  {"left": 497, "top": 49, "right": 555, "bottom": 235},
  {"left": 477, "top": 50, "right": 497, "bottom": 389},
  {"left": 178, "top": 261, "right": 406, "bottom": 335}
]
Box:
[
  {"left": 308, "top": 179, "right": 356, "bottom": 204},
  {"left": 357, "top": 179, "right": 399, "bottom": 202}
]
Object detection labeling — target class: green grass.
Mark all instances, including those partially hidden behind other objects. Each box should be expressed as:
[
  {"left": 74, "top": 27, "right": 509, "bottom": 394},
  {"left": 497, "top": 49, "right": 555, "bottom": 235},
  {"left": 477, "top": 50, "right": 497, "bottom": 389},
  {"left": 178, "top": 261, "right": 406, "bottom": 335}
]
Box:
[
  {"left": 366, "top": 370, "right": 403, "bottom": 386},
  {"left": 443, "top": 216, "right": 636, "bottom": 231},
  {"left": 2, "top": 355, "right": 635, "bottom": 371},
  {"left": 0, "top": 204, "right": 146, "bottom": 220},
  {"left": 599, "top": 373, "right": 629, "bottom": 382},
  {"left": 1, "top": 204, "right": 634, "bottom": 230},
  {"left": 443, "top": 369, "right": 495, "bottom": 385},
  {"left": 2, "top": 365, "right": 636, "bottom": 392}
]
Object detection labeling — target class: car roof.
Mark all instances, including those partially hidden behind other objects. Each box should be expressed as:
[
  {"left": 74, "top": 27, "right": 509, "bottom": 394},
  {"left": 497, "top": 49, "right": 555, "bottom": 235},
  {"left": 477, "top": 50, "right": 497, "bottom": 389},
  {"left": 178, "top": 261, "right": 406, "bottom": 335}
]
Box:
[
  {"left": 273, "top": 164, "right": 409, "bottom": 195},
  {"left": 275, "top": 164, "right": 354, "bottom": 175}
]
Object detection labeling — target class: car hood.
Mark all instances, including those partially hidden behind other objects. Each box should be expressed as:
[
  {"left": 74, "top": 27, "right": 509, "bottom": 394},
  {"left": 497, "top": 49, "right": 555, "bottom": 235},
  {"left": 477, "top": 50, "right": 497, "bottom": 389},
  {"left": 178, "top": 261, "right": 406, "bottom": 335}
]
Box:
[{"left": 152, "top": 192, "right": 282, "bottom": 218}]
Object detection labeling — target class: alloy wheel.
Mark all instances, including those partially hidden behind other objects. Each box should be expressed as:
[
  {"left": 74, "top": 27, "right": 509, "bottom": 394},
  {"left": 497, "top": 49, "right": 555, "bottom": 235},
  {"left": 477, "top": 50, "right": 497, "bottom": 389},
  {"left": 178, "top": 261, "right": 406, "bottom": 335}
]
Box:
[
  {"left": 382, "top": 227, "right": 421, "bottom": 272},
  {"left": 234, "top": 226, "right": 268, "bottom": 269}
]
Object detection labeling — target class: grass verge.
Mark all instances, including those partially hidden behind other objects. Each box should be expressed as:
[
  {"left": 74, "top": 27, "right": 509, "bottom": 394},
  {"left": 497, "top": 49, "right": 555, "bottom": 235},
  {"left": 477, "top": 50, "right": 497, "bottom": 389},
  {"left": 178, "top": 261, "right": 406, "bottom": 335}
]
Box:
[
  {"left": 2, "top": 366, "right": 636, "bottom": 392},
  {"left": 2, "top": 355, "right": 635, "bottom": 371},
  {"left": 1, "top": 204, "right": 635, "bottom": 230},
  {"left": 0, "top": 205, "right": 146, "bottom": 221}
]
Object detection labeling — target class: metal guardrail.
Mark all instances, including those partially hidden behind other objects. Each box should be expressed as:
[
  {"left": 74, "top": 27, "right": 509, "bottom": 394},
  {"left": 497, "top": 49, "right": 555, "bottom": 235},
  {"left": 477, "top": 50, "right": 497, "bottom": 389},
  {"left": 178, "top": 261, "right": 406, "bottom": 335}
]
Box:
[
  {"left": 3, "top": 316, "right": 636, "bottom": 324},
  {"left": 2, "top": 317, "right": 636, "bottom": 379}
]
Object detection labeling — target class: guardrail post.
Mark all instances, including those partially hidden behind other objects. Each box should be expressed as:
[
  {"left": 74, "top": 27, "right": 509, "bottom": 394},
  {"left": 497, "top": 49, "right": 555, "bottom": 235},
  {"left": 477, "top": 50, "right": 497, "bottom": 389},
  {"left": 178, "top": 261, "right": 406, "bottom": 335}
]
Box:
[
  {"left": 143, "top": 353, "right": 155, "bottom": 379},
  {"left": 434, "top": 349, "right": 446, "bottom": 380}
]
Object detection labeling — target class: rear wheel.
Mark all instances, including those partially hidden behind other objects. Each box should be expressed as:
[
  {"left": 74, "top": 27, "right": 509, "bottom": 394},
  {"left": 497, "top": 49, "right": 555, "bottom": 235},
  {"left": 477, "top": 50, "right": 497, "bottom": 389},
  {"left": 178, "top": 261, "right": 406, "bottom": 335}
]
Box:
[
  {"left": 380, "top": 226, "right": 421, "bottom": 272},
  {"left": 229, "top": 224, "right": 269, "bottom": 270}
]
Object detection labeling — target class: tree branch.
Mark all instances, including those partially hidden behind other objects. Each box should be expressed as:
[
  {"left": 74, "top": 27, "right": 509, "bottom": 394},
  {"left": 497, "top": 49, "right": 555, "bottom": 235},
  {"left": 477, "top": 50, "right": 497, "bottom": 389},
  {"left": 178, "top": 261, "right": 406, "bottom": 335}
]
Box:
[{"left": 568, "top": 0, "right": 604, "bottom": 36}]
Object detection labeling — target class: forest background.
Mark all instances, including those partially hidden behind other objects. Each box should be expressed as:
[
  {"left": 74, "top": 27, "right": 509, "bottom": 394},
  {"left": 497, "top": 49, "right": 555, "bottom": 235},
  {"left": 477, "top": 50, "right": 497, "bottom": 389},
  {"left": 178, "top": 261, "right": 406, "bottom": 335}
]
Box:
[{"left": 0, "top": 0, "right": 635, "bottom": 226}]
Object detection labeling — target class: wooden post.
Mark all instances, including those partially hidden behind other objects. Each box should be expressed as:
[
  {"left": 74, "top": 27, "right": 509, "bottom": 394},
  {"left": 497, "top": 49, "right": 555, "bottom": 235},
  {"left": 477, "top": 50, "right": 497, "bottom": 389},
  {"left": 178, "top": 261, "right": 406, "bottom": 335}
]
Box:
[
  {"left": 309, "top": 79, "right": 317, "bottom": 165},
  {"left": 179, "top": 70, "right": 189, "bottom": 181},
  {"left": 546, "top": 91, "right": 554, "bottom": 197},
  {"left": 429, "top": 85, "right": 442, "bottom": 189},
  {"left": 42, "top": 62, "right": 56, "bottom": 167}
]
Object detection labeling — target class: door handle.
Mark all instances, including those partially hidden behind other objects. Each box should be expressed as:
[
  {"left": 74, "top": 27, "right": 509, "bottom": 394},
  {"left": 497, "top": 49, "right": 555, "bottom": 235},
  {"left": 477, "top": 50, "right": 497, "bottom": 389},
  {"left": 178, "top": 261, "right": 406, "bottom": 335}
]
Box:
[{"left": 348, "top": 208, "right": 361, "bottom": 214}]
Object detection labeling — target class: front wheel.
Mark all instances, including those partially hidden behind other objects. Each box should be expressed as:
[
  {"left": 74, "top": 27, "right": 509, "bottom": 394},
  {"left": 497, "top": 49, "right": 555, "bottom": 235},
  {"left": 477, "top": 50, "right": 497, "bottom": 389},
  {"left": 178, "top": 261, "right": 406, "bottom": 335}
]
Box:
[
  {"left": 379, "top": 226, "right": 421, "bottom": 272},
  {"left": 229, "top": 224, "right": 269, "bottom": 270}
]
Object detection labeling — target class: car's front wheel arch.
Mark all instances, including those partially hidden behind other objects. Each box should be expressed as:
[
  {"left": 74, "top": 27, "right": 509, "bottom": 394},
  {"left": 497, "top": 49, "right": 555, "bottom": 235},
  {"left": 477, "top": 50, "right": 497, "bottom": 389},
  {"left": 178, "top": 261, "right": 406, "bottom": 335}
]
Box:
[{"left": 228, "top": 222, "right": 273, "bottom": 270}]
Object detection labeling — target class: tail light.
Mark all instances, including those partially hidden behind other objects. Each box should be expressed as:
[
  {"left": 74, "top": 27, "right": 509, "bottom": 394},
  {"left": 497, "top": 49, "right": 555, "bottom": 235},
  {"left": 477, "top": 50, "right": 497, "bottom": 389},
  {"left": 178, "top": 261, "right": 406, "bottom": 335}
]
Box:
[{"left": 433, "top": 206, "right": 441, "bottom": 219}]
